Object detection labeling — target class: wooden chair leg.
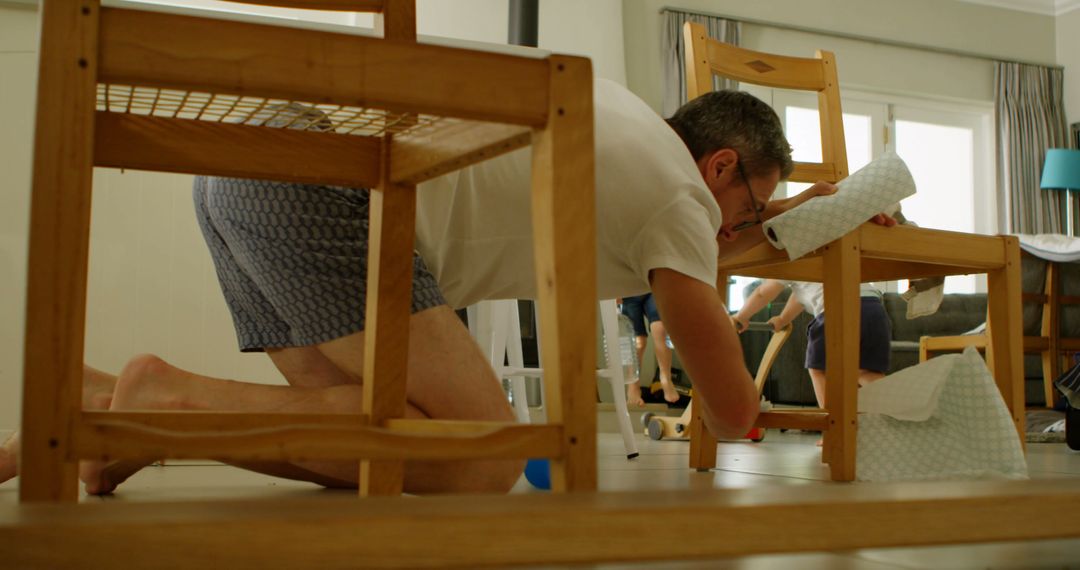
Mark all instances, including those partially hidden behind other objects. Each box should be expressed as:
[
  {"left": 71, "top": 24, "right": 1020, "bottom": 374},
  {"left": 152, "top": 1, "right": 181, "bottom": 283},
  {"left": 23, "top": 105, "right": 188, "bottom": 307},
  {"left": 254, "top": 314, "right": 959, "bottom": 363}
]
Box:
[
  {"left": 822, "top": 233, "right": 860, "bottom": 482},
  {"left": 530, "top": 55, "right": 596, "bottom": 492},
  {"left": 1041, "top": 261, "right": 1061, "bottom": 408},
  {"left": 20, "top": 0, "right": 100, "bottom": 503},
  {"left": 359, "top": 139, "right": 416, "bottom": 497},
  {"left": 987, "top": 237, "right": 1026, "bottom": 448}
]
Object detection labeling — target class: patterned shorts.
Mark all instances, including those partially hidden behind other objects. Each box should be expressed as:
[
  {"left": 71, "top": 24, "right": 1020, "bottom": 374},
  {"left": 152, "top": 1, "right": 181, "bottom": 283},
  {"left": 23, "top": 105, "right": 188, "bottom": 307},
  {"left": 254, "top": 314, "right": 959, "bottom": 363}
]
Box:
[{"left": 194, "top": 176, "right": 446, "bottom": 352}]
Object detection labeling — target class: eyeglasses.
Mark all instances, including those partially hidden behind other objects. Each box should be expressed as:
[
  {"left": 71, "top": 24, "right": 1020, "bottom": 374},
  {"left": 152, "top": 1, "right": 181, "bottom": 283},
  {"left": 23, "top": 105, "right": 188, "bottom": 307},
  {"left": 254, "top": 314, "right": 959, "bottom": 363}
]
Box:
[{"left": 731, "top": 162, "right": 766, "bottom": 232}]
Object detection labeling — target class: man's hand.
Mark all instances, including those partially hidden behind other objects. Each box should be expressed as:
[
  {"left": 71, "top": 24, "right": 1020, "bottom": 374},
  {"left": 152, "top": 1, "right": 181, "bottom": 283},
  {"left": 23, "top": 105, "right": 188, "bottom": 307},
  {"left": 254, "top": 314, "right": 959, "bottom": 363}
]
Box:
[
  {"left": 763, "top": 181, "right": 838, "bottom": 219},
  {"left": 869, "top": 212, "right": 897, "bottom": 226}
]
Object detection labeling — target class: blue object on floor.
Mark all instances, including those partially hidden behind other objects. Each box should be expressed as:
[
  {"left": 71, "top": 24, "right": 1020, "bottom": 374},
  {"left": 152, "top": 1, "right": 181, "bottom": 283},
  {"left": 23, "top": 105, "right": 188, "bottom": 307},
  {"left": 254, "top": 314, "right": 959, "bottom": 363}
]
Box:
[{"left": 524, "top": 458, "right": 550, "bottom": 490}]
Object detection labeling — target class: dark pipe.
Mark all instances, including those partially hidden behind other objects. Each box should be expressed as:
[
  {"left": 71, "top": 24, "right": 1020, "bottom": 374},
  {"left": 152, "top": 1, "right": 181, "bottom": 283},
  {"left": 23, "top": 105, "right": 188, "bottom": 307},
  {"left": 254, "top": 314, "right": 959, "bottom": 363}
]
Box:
[{"left": 508, "top": 0, "right": 538, "bottom": 47}]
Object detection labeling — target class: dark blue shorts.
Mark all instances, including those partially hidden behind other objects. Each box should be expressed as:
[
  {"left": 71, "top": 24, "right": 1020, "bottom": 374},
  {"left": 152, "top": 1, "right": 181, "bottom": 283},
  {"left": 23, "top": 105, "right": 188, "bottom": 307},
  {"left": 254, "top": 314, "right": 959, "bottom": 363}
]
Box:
[
  {"left": 194, "top": 176, "right": 446, "bottom": 352},
  {"left": 804, "top": 297, "right": 891, "bottom": 373},
  {"left": 620, "top": 293, "right": 660, "bottom": 337}
]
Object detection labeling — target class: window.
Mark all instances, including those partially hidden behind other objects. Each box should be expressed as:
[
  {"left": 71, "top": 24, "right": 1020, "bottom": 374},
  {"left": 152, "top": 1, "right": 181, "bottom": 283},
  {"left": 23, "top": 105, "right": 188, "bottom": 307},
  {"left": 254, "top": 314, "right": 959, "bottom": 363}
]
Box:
[
  {"left": 123, "top": 1, "right": 370, "bottom": 26},
  {"left": 725, "top": 88, "right": 994, "bottom": 311}
]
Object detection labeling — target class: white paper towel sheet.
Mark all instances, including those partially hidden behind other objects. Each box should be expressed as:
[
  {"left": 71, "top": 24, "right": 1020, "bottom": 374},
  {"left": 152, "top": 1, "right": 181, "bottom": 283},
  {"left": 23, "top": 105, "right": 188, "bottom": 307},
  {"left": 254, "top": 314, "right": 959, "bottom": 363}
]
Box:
[
  {"left": 763, "top": 152, "right": 916, "bottom": 260},
  {"left": 855, "top": 347, "right": 1028, "bottom": 482}
]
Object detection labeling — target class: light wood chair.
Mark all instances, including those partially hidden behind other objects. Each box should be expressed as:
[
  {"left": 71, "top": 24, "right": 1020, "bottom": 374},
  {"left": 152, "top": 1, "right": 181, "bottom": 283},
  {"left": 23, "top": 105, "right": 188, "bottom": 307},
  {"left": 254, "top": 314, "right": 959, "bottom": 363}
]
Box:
[
  {"left": 21, "top": 0, "right": 597, "bottom": 502},
  {"left": 681, "top": 21, "right": 1025, "bottom": 481},
  {"left": 644, "top": 323, "right": 789, "bottom": 442},
  {"left": 920, "top": 255, "right": 1080, "bottom": 408}
]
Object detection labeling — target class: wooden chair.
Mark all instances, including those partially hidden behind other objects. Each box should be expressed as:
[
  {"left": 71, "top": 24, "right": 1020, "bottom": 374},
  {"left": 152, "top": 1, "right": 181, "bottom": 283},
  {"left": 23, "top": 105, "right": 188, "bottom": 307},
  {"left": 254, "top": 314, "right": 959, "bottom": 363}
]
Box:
[
  {"left": 680, "top": 21, "right": 1025, "bottom": 481},
  {"left": 643, "top": 323, "right": 790, "bottom": 442},
  {"left": 920, "top": 255, "right": 1080, "bottom": 408},
  {"left": 21, "top": 0, "right": 597, "bottom": 501}
]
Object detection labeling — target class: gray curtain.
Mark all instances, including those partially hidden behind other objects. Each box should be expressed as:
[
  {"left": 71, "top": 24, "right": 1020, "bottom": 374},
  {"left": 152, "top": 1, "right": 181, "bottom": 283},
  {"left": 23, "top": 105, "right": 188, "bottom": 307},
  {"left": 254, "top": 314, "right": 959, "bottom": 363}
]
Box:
[
  {"left": 995, "top": 61, "right": 1078, "bottom": 235},
  {"left": 661, "top": 9, "right": 740, "bottom": 119}
]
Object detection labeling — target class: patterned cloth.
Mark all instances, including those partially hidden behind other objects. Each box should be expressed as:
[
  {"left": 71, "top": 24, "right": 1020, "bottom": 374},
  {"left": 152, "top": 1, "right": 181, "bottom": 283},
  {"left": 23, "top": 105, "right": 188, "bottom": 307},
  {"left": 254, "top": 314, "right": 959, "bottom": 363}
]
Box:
[
  {"left": 763, "top": 152, "right": 917, "bottom": 260},
  {"left": 194, "top": 177, "right": 445, "bottom": 352},
  {"left": 856, "top": 347, "right": 1028, "bottom": 482}
]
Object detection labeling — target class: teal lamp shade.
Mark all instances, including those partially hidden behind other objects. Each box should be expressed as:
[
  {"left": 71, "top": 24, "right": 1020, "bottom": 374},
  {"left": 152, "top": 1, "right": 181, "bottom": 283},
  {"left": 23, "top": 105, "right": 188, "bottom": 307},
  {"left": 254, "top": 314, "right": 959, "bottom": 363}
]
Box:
[{"left": 1041, "top": 149, "right": 1080, "bottom": 191}]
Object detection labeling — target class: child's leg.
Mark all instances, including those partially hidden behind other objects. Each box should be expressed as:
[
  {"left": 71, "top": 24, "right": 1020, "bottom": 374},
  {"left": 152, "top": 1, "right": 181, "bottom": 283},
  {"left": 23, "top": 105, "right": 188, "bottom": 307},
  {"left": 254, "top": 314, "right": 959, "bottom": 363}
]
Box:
[
  {"left": 650, "top": 321, "right": 679, "bottom": 403},
  {"left": 858, "top": 370, "right": 886, "bottom": 386},
  {"left": 626, "top": 335, "right": 647, "bottom": 407},
  {"left": 808, "top": 368, "right": 827, "bottom": 408}
]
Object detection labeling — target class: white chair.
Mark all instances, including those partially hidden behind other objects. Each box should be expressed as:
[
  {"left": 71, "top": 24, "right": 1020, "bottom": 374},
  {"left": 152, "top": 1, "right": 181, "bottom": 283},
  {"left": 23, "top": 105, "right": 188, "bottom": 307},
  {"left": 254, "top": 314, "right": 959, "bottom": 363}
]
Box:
[{"left": 469, "top": 300, "right": 640, "bottom": 459}]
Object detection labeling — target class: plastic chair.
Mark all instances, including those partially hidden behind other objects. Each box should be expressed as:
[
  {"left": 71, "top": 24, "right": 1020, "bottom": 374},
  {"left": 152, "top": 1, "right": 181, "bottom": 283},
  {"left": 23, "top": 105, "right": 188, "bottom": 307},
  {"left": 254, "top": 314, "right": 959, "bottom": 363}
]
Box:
[{"left": 470, "top": 299, "right": 639, "bottom": 459}]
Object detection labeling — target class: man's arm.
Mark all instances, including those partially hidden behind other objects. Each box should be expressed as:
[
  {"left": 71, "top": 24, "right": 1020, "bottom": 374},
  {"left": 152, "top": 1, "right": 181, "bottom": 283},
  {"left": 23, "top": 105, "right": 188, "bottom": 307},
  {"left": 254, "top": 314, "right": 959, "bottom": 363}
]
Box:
[{"left": 650, "top": 268, "right": 759, "bottom": 439}]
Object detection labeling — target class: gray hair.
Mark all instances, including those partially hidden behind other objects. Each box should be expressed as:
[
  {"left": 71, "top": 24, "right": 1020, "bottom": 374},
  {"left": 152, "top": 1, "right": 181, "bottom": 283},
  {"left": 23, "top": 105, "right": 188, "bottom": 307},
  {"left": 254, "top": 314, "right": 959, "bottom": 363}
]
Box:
[{"left": 665, "top": 90, "right": 793, "bottom": 180}]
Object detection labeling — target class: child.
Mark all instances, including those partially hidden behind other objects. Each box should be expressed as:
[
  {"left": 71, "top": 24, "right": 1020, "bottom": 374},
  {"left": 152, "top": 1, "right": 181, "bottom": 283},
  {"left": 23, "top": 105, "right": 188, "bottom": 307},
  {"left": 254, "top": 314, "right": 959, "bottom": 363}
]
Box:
[
  {"left": 731, "top": 280, "right": 892, "bottom": 427},
  {"left": 619, "top": 294, "right": 678, "bottom": 406}
]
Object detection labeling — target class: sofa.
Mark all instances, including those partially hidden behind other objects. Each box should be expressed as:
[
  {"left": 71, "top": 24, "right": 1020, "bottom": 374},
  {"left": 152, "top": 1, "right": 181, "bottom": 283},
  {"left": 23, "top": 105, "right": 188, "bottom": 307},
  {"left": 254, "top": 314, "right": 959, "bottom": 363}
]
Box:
[{"left": 730, "top": 266, "right": 1061, "bottom": 407}]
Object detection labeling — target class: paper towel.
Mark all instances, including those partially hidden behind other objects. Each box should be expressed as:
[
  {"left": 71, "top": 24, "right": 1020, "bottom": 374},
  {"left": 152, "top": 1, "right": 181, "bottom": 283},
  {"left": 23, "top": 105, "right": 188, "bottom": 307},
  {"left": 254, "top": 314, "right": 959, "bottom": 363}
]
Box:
[
  {"left": 763, "top": 152, "right": 917, "bottom": 260},
  {"left": 855, "top": 347, "right": 1028, "bottom": 482}
]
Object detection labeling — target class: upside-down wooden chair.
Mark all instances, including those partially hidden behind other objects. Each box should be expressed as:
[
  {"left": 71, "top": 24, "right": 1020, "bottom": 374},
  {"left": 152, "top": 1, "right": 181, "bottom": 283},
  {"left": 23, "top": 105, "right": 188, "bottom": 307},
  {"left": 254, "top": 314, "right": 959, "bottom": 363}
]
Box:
[
  {"left": 22, "top": 0, "right": 597, "bottom": 502},
  {"left": 643, "top": 322, "right": 790, "bottom": 441},
  {"left": 920, "top": 254, "right": 1080, "bottom": 408},
  {"left": 681, "top": 21, "right": 1025, "bottom": 481}
]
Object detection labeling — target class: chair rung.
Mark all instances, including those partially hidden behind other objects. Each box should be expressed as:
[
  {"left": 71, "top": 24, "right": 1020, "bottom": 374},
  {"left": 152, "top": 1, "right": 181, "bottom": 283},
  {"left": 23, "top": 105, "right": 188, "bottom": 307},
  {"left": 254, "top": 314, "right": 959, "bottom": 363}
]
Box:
[
  {"left": 755, "top": 411, "right": 829, "bottom": 431},
  {"left": 76, "top": 412, "right": 563, "bottom": 461}
]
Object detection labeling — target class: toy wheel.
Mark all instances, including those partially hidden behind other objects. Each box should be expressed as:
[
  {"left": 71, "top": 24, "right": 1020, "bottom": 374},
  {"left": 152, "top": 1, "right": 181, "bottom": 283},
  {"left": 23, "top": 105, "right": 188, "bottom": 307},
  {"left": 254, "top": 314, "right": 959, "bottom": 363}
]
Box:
[
  {"left": 674, "top": 423, "right": 685, "bottom": 434},
  {"left": 640, "top": 411, "right": 655, "bottom": 430},
  {"left": 647, "top": 418, "right": 664, "bottom": 441}
]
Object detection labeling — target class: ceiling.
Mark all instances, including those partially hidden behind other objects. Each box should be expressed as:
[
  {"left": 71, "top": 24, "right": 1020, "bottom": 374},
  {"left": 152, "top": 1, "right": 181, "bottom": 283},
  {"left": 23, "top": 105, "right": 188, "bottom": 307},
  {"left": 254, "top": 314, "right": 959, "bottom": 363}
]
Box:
[{"left": 953, "top": 0, "right": 1080, "bottom": 16}]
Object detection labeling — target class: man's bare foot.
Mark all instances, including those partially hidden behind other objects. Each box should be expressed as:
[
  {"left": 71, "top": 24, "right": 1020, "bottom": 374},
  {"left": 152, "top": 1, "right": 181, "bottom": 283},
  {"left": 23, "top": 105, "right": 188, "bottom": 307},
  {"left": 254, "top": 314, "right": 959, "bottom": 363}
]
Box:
[
  {"left": 83, "top": 365, "right": 118, "bottom": 410},
  {"left": 0, "top": 433, "right": 19, "bottom": 483},
  {"left": 0, "top": 366, "right": 116, "bottom": 486},
  {"left": 80, "top": 355, "right": 185, "bottom": 495},
  {"left": 626, "top": 383, "right": 645, "bottom": 408}
]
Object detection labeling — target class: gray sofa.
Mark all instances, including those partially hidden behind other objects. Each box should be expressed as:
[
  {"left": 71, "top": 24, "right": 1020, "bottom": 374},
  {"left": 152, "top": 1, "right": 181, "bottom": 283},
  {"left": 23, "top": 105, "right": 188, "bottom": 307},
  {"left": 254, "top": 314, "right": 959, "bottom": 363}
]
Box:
[{"left": 732, "top": 269, "right": 1059, "bottom": 407}]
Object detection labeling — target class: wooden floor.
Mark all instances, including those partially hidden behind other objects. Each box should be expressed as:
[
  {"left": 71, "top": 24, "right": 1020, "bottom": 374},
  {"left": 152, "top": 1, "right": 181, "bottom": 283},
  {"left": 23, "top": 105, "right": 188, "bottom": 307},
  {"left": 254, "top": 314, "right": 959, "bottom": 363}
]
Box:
[{"left": 1, "top": 410, "right": 1079, "bottom": 568}]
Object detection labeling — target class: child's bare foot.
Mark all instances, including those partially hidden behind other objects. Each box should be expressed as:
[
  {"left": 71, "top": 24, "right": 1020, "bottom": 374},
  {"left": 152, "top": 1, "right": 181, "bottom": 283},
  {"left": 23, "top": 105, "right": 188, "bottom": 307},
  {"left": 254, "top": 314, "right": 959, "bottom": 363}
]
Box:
[
  {"left": 80, "top": 355, "right": 186, "bottom": 495},
  {"left": 659, "top": 378, "right": 680, "bottom": 403},
  {"left": 0, "top": 433, "right": 19, "bottom": 483},
  {"left": 626, "top": 383, "right": 645, "bottom": 408}
]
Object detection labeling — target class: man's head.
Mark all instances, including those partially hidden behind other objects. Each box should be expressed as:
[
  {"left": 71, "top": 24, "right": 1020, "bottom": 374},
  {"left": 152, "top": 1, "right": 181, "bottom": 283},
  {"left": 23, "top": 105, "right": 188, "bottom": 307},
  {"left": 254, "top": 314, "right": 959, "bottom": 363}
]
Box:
[{"left": 666, "top": 90, "right": 793, "bottom": 241}]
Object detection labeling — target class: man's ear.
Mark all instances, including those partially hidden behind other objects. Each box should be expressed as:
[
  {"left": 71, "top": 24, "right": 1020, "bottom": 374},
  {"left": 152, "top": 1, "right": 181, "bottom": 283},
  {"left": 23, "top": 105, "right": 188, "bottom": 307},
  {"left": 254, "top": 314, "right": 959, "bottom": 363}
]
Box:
[{"left": 703, "top": 148, "right": 739, "bottom": 186}]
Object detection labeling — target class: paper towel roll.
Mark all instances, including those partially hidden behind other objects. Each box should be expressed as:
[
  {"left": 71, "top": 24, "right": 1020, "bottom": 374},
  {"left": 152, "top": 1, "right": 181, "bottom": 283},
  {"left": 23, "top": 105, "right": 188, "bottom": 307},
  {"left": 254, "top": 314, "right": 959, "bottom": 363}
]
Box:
[{"left": 762, "top": 152, "right": 916, "bottom": 260}]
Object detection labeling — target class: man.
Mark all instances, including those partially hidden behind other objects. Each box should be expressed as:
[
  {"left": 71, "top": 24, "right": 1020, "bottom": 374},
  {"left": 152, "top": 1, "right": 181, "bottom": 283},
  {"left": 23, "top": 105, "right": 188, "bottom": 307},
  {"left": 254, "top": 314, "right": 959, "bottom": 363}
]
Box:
[{"left": 0, "top": 82, "right": 835, "bottom": 495}]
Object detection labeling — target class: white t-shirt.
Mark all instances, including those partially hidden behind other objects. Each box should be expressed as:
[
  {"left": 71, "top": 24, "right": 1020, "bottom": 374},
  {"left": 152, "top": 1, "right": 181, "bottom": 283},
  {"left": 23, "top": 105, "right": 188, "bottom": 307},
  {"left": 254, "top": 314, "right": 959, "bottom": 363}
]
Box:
[
  {"left": 785, "top": 281, "right": 884, "bottom": 317},
  {"left": 415, "top": 79, "right": 722, "bottom": 309}
]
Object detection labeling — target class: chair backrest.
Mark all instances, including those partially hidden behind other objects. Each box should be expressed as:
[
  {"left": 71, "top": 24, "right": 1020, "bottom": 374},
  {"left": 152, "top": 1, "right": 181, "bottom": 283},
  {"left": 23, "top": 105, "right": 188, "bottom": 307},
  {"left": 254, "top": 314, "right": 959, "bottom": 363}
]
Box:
[
  {"left": 224, "top": 0, "right": 416, "bottom": 40},
  {"left": 682, "top": 21, "right": 848, "bottom": 184}
]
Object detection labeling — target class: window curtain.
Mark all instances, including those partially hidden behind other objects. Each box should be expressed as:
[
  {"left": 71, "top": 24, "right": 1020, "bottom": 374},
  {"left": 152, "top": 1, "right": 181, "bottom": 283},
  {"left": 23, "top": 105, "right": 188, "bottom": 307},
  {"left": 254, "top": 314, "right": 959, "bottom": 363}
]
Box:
[
  {"left": 995, "top": 62, "right": 1078, "bottom": 235},
  {"left": 661, "top": 9, "right": 740, "bottom": 119}
]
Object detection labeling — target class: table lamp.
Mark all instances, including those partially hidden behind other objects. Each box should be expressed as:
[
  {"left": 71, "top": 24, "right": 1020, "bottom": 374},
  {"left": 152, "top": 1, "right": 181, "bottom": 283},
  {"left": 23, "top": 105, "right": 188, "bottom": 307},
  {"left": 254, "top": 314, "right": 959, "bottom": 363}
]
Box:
[{"left": 1041, "top": 148, "right": 1080, "bottom": 191}]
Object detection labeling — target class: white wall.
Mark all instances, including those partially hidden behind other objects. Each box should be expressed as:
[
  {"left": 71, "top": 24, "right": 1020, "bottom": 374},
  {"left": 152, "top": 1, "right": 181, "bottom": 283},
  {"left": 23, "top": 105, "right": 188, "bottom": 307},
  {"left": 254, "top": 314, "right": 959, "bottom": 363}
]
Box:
[
  {"left": 622, "top": 0, "right": 1058, "bottom": 112},
  {"left": 0, "top": 0, "right": 626, "bottom": 431},
  {"left": 0, "top": 3, "right": 37, "bottom": 432},
  {"left": 1058, "top": 7, "right": 1080, "bottom": 127},
  {"left": 419, "top": 0, "right": 626, "bottom": 84}
]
